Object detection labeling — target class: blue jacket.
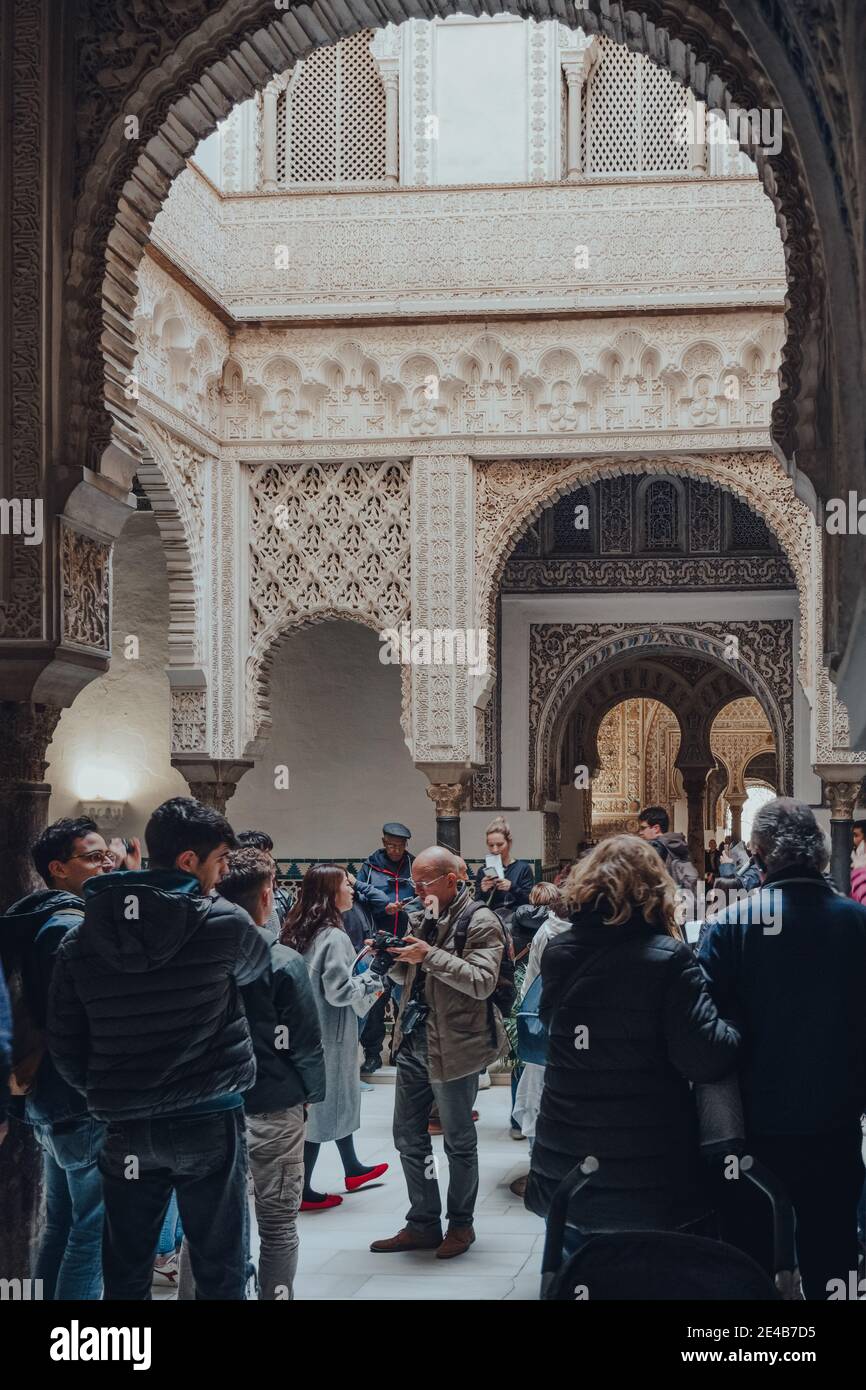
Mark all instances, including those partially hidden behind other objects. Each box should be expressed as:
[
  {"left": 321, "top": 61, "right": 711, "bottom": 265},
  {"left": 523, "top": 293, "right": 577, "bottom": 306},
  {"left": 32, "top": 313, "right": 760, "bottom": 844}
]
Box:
[
  {"left": 698, "top": 866, "right": 866, "bottom": 1135},
  {"left": 0, "top": 890, "right": 88, "bottom": 1125},
  {"left": 355, "top": 849, "right": 415, "bottom": 932}
]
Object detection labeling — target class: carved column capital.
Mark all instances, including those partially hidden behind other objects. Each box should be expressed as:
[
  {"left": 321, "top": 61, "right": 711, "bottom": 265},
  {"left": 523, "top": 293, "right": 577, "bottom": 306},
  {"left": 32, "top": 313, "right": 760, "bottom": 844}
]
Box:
[
  {"left": 0, "top": 701, "right": 62, "bottom": 785},
  {"left": 174, "top": 758, "right": 254, "bottom": 818},
  {"left": 425, "top": 782, "right": 468, "bottom": 819},
  {"left": 822, "top": 780, "right": 862, "bottom": 821}
]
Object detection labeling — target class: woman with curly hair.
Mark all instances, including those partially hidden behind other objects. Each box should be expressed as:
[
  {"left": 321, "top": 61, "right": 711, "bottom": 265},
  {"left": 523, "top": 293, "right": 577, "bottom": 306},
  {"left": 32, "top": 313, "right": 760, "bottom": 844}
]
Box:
[
  {"left": 526, "top": 834, "right": 739, "bottom": 1236},
  {"left": 282, "top": 864, "right": 388, "bottom": 1211}
]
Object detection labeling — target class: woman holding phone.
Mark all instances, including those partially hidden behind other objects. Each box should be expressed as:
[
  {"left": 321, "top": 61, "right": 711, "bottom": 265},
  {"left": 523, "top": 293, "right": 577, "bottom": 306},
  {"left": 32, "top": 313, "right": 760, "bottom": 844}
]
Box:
[{"left": 473, "top": 817, "right": 535, "bottom": 931}]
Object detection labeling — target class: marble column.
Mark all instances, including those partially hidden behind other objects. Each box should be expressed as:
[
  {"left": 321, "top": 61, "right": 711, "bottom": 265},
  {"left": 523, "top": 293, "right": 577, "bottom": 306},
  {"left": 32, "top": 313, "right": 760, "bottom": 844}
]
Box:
[
  {"left": 819, "top": 772, "right": 863, "bottom": 895},
  {"left": 262, "top": 84, "right": 279, "bottom": 191},
  {"left": 726, "top": 792, "right": 747, "bottom": 844},
  {"left": 174, "top": 758, "right": 254, "bottom": 819},
  {"left": 425, "top": 781, "right": 468, "bottom": 854},
  {"left": 680, "top": 768, "right": 711, "bottom": 874},
  {"left": 561, "top": 37, "right": 598, "bottom": 182},
  {"left": 383, "top": 71, "right": 399, "bottom": 184}
]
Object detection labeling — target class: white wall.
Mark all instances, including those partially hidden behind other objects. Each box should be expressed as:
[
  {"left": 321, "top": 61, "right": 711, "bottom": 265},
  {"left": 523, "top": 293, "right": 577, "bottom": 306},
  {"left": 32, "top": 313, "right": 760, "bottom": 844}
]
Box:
[
  {"left": 230, "top": 622, "right": 435, "bottom": 857},
  {"left": 46, "top": 513, "right": 188, "bottom": 835},
  {"left": 432, "top": 16, "right": 530, "bottom": 185}
]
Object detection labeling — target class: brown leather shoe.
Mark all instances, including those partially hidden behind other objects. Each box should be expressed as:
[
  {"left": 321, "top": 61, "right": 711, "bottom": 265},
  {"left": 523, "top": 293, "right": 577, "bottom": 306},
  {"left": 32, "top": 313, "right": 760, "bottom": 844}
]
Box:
[
  {"left": 370, "top": 1225, "right": 442, "bottom": 1253},
  {"left": 436, "top": 1225, "right": 476, "bottom": 1259}
]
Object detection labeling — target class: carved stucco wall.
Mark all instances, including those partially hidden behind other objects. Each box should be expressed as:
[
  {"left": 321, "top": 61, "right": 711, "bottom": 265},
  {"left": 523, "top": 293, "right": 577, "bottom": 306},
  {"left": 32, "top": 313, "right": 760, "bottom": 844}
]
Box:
[
  {"left": 151, "top": 164, "right": 785, "bottom": 320},
  {"left": 710, "top": 695, "right": 775, "bottom": 800},
  {"left": 245, "top": 459, "right": 411, "bottom": 751}
]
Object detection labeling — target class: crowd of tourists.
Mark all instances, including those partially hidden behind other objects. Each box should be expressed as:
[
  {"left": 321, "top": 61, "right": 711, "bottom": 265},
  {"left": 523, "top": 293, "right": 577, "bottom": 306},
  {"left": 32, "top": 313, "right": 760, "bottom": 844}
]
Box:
[{"left": 1, "top": 796, "right": 865, "bottom": 1301}]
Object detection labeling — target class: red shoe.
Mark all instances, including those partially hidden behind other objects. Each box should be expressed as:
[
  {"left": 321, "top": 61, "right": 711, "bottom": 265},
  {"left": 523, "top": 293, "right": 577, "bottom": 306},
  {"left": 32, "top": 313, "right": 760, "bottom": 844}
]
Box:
[
  {"left": 300, "top": 1194, "right": 343, "bottom": 1212},
  {"left": 345, "top": 1163, "right": 389, "bottom": 1193},
  {"left": 472, "top": 1110, "right": 479, "bottom": 1122}
]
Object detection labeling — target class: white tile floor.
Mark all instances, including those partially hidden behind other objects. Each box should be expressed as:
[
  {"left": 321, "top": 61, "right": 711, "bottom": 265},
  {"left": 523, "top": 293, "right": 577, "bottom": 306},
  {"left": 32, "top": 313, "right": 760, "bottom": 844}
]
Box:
[
  {"left": 155, "top": 1077, "right": 544, "bottom": 1301},
  {"left": 294, "top": 1078, "right": 543, "bottom": 1301}
]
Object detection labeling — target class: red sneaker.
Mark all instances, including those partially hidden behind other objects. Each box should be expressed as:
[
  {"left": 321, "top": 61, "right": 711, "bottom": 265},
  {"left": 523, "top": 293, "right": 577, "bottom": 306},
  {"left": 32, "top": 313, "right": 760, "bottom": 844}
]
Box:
[
  {"left": 300, "top": 1194, "right": 343, "bottom": 1212},
  {"left": 345, "top": 1162, "right": 389, "bottom": 1193}
]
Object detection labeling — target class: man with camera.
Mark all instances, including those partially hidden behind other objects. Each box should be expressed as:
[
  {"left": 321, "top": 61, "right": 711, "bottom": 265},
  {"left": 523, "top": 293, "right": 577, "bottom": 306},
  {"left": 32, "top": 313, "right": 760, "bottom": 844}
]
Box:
[{"left": 370, "top": 846, "right": 506, "bottom": 1260}]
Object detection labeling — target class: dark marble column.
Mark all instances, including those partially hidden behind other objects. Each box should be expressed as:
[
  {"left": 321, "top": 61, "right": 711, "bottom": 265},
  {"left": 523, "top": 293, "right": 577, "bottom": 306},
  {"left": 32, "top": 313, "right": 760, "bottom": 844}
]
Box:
[
  {"left": 821, "top": 777, "right": 861, "bottom": 895},
  {"left": 425, "top": 782, "right": 466, "bottom": 853}
]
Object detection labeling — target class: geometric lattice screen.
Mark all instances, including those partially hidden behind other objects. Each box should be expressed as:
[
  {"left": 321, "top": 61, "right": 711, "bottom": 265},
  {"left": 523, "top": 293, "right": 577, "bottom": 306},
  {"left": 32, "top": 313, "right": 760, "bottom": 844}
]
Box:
[
  {"left": 582, "top": 37, "right": 690, "bottom": 175},
  {"left": 276, "top": 29, "right": 387, "bottom": 185}
]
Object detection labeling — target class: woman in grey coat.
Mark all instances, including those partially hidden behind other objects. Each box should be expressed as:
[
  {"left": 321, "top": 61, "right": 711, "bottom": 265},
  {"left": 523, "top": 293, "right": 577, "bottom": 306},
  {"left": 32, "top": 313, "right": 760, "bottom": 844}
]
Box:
[{"left": 283, "top": 864, "right": 388, "bottom": 1211}]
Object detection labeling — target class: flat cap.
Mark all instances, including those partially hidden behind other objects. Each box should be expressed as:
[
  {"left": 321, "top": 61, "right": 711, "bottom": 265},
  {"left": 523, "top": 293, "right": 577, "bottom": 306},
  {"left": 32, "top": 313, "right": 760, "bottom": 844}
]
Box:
[{"left": 382, "top": 822, "right": 411, "bottom": 840}]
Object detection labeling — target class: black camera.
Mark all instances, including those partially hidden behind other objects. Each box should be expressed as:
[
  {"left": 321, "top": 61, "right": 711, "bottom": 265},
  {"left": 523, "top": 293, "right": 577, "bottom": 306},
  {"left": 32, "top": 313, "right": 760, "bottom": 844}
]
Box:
[{"left": 367, "top": 931, "right": 404, "bottom": 977}]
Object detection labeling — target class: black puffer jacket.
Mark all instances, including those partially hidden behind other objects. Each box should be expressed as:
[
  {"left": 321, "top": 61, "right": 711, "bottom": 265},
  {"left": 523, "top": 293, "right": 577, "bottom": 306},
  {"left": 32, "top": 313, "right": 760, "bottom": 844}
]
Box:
[
  {"left": 47, "top": 869, "right": 269, "bottom": 1122},
  {"left": 242, "top": 926, "right": 326, "bottom": 1114},
  {"left": 526, "top": 902, "right": 739, "bottom": 1233}
]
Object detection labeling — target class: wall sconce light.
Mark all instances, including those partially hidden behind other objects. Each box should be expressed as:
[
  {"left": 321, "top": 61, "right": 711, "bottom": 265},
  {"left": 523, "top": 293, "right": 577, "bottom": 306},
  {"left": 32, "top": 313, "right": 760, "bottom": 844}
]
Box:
[{"left": 79, "top": 799, "right": 127, "bottom": 831}]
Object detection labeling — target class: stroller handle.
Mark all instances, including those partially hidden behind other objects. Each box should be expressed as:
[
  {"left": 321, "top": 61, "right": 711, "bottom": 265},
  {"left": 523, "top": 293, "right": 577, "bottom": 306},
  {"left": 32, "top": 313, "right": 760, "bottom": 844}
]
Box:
[
  {"left": 739, "top": 1155, "right": 798, "bottom": 1288},
  {"left": 540, "top": 1156, "right": 599, "bottom": 1280}
]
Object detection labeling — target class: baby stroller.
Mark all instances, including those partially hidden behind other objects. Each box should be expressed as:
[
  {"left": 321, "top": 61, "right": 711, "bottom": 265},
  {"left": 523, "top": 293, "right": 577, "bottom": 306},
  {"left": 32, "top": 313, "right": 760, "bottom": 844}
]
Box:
[{"left": 539, "top": 1154, "right": 799, "bottom": 1301}]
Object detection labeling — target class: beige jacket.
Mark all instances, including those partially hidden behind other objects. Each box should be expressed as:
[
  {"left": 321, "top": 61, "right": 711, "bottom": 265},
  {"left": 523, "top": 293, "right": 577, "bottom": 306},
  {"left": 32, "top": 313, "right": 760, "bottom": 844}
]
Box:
[{"left": 389, "top": 885, "right": 506, "bottom": 1083}]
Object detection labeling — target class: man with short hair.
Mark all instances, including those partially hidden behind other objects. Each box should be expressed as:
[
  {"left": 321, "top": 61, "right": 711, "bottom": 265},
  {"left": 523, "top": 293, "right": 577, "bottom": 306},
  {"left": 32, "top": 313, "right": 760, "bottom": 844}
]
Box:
[
  {"left": 699, "top": 797, "right": 866, "bottom": 1299},
  {"left": 637, "top": 804, "right": 698, "bottom": 893},
  {"left": 48, "top": 796, "right": 270, "bottom": 1300},
  {"left": 355, "top": 823, "right": 416, "bottom": 1074},
  {"left": 371, "top": 846, "right": 506, "bottom": 1259},
  {"left": 236, "top": 829, "right": 292, "bottom": 928},
  {"left": 179, "top": 847, "right": 325, "bottom": 1300},
  {"left": 0, "top": 818, "right": 114, "bottom": 1299}
]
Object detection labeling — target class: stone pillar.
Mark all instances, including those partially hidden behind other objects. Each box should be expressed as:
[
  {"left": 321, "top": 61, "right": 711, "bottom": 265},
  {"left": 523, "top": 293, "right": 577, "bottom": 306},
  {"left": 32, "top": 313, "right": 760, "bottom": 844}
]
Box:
[
  {"left": 0, "top": 702, "right": 62, "bottom": 911},
  {"left": 726, "top": 792, "right": 747, "bottom": 844},
  {"left": 680, "top": 768, "right": 711, "bottom": 874},
  {"left": 383, "top": 71, "right": 399, "bottom": 185},
  {"left": 561, "top": 37, "right": 599, "bottom": 181},
  {"left": 174, "top": 758, "right": 254, "bottom": 819},
  {"left": 262, "top": 83, "right": 279, "bottom": 191},
  {"left": 687, "top": 91, "right": 707, "bottom": 174},
  {"left": 425, "top": 781, "right": 467, "bottom": 853},
  {"left": 819, "top": 772, "right": 863, "bottom": 896}
]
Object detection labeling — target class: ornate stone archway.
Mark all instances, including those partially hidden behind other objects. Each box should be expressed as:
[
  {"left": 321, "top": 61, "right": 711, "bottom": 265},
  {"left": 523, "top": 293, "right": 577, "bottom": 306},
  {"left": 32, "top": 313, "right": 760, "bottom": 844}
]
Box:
[{"left": 530, "top": 620, "right": 792, "bottom": 808}]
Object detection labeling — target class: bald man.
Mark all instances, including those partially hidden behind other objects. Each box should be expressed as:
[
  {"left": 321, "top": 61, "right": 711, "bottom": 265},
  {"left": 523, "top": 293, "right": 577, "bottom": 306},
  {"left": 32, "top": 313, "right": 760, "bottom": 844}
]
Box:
[{"left": 370, "top": 847, "right": 506, "bottom": 1261}]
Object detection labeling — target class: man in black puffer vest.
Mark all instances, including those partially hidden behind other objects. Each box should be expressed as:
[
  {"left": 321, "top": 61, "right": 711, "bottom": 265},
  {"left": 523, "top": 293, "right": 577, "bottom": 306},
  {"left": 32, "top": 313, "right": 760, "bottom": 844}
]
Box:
[{"left": 48, "top": 797, "right": 269, "bottom": 1301}]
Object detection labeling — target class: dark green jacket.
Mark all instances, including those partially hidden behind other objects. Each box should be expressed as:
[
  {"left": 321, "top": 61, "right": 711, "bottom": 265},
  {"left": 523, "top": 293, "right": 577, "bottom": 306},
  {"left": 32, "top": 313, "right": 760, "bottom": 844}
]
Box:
[{"left": 242, "top": 926, "right": 326, "bottom": 1113}]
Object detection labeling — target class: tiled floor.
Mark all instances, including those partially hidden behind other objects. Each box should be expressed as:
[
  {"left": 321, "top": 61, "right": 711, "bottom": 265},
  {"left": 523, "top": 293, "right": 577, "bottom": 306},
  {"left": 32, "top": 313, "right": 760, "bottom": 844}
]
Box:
[
  {"left": 154, "top": 1076, "right": 544, "bottom": 1301},
  {"left": 293, "top": 1077, "right": 543, "bottom": 1301}
]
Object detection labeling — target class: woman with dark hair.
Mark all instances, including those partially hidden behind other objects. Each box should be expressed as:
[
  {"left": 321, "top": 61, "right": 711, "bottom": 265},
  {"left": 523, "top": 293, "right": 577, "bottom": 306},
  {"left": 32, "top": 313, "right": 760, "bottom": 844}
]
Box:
[
  {"left": 282, "top": 864, "right": 388, "bottom": 1211},
  {"left": 527, "top": 835, "right": 739, "bottom": 1237}
]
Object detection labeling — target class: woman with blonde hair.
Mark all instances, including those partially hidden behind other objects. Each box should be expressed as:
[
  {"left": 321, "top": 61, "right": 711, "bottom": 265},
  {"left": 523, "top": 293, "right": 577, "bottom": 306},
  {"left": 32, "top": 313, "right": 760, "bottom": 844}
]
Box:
[
  {"left": 474, "top": 816, "right": 534, "bottom": 930},
  {"left": 525, "top": 834, "right": 739, "bottom": 1236}
]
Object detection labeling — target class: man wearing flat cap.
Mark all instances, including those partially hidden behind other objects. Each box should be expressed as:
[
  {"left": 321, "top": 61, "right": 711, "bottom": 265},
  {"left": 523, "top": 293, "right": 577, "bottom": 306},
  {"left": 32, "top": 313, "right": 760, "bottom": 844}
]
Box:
[{"left": 355, "top": 824, "right": 415, "bottom": 1074}]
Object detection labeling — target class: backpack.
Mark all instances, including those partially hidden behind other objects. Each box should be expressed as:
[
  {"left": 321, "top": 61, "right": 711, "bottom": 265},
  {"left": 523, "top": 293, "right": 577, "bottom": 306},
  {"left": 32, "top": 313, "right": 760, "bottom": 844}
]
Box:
[
  {"left": 666, "top": 855, "right": 698, "bottom": 893},
  {"left": 452, "top": 899, "right": 516, "bottom": 1046}
]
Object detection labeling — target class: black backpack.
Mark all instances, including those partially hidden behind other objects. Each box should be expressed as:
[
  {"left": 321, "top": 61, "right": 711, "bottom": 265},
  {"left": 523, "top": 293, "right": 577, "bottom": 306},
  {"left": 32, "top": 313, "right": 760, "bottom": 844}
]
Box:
[{"left": 452, "top": 899, "right": 516, "bottom": 1045}]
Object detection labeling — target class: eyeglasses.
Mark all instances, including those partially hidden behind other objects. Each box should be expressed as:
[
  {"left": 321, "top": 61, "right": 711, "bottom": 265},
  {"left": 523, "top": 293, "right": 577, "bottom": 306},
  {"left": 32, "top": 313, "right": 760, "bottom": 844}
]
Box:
[
  {"left": 69, "top": 849, "right": 115, "bottom": 865},
  {"left": 413, "top": 872, "right": 451, "bottom": 893}
]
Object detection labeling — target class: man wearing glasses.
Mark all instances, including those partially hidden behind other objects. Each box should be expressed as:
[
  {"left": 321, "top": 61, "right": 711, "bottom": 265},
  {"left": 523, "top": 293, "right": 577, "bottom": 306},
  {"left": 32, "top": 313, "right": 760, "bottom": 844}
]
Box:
[
  {"left": 0, "top": 817, "right": 114, "bottom": 1298},
  {"left": 371, "top": 846, "right": 506, "bottom": 1261}
]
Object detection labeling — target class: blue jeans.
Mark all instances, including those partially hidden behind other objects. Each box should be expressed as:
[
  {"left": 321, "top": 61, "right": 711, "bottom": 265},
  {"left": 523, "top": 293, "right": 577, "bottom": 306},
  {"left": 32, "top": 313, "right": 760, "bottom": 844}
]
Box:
[
  {"left": 157, "top": 1192, "right": 184, "bottom": 1256},
  {"left": 98, "top": 1106, "right": 249, "bottom": 1300},
  {"left": 33, "top": 1115, "right": 106, "bottom": 1300}
]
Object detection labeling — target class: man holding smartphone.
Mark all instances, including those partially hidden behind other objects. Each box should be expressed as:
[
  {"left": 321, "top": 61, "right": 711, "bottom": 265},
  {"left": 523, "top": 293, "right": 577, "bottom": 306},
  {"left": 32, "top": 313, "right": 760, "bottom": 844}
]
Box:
[{"left": 370, "top": 846, "right": 506, "bottom": 1261}]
